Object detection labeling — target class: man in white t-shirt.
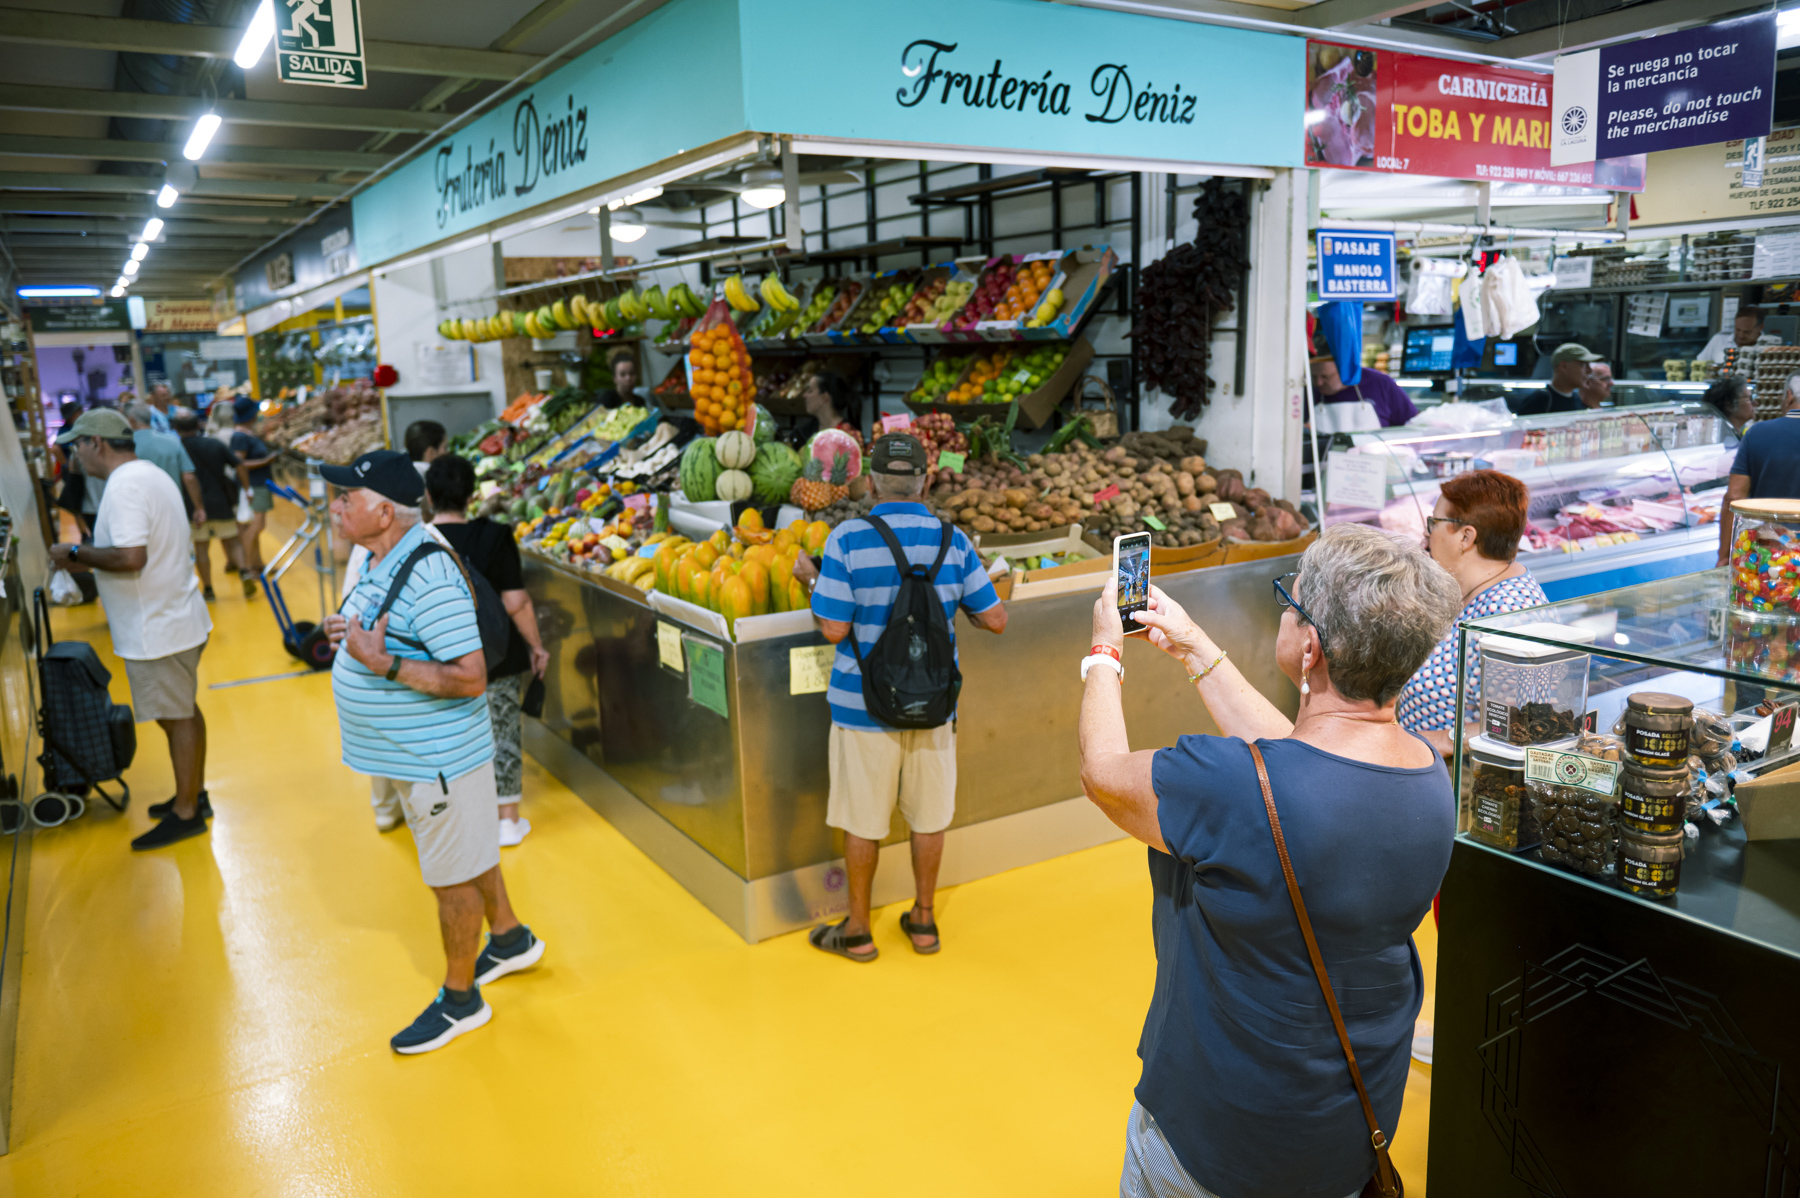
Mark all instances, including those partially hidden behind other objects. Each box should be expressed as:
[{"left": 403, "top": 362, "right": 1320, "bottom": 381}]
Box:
[
  {"left": 50, "top": 409, "right": 214, "bottom": 851},
  {"left": 1698, "top": 306, "right": 1783, "bottom": 364}
]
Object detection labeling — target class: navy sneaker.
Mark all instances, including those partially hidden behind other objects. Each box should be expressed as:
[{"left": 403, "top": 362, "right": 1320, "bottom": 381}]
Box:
[
  {"left": 390, "top": 987, "right": 491, "bottom": 1055},
  {"left": 130, "top": 811, "right": 208, "bottom": 851},
  {"left": 147, "top": 790, "right": 211, "bottom": 820},
  {"left": 473, "top": 926, "right": 546, "bottom": 986}
]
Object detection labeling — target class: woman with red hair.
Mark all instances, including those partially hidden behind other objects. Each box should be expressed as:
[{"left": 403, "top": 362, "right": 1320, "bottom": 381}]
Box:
[{"left": 1396, "top": 469, "right": 1550, "bottom": 757}]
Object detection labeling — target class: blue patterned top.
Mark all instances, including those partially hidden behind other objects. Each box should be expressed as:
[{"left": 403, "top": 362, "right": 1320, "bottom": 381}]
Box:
[{"left": 1396, "top": 571, "right": 1548, "bottom": 733}]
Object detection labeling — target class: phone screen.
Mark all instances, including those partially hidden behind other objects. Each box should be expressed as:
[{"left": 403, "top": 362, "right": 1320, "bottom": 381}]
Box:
[{"left": 1115, "top": 533, "right": 1152, "bottom": 634}]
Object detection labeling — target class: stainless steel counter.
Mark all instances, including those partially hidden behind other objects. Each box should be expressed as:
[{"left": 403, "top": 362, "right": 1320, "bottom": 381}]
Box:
[{"left": 523, "top": 550, "right": 1301, "bottom": 940}]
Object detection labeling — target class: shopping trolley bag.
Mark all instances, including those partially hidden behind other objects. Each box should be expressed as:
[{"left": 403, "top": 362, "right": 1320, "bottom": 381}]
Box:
[{"left": 32, "top": 588, "right": 134, "bottom": 809}]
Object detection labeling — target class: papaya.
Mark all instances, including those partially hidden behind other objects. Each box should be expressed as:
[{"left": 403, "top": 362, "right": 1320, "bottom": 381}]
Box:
[
  {"left": 692, "top": 570, "right": 713, "bottom": 611},
  {"left": 787, "top": 576, "right": 808, "bottom": 612},
  {"left": 676, "top": 556, "right": 700, "bottom": 604},
  {"left": 709, "top": 528, "right": 730, "bottom": 551},
  {"left": 654, "top": 544, "right": 680, "bottom": 593},
  {"left": 729, "top": 541, "right": 746, "bottom": 559},
  {"left": 771, "top": 529, "right": 795, "bottom": 553},
  {"left": 769, "top": 571, "right": 789, "bottom": 613},
  {"left": 745, "top": 545, "right": 776, "bottom": 567},
  {"left": 720, "top": 576, "right": 753, "bottom": 636},
  {"left": 737, "top": 507, "right": 765, "bottom": 532},
  {"left": 805, "top": 520, "right": 831, "bottom": 555},
  {"left": 769, "top": 553, "right": 794, "bottom": 603},
  {"left": 740, "top": 560, "right": 770, "bottom": 615},
  {"left": 693, "top": 542, "right": 718, "bottom": 570}
]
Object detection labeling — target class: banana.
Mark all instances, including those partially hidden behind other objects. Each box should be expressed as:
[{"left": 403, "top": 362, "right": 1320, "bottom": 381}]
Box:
[
  {"left": 547, "top": 299, "right": 568, "bottom": 330},
  {"left": 674, "top": 282, "right": 706, "bottom": 318},
  {"left": 724, "top": 274, "right": 760, "bottom": 312},
  {"left": 458, "top": 318, "right": 477, "bottom": 340},
  {"left": 616, "top": 290, "right": 643, "bottom": 321},
  {"left": 761, "top": 275, "right": 799, "bottom": 312},
  {"left": 511, "top": 311, "right": 529, "bottom": 337},
  {"left": 644, "top": 284, "right": 672, "bottom": 321},
  {"left": 574, "top": 295, "right": 595, "bottom": 327}
]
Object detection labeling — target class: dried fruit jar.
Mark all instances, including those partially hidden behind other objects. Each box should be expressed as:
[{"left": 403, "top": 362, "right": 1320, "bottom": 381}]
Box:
[
  {"left": 1525, "top": 744, "right": 1621, "bottom": 879},
  {"left": 1477, "top": 624, "right": 1596, "bottom": 747},
  {"left": 1618, "top": 827, "right": 1685, "bottom": 899},
  {"left": 1619, "top": 760, "right": 1691, "bottom": 834},
  {"left": 1619, "top": 691, "right": 1693, "bottom": 769},
  {"left": 1728, "top": 498, "right": 1800, "bottom": 620},
  {"left": 1467, "top": 737, "right": 1529, "bottom": 850}
]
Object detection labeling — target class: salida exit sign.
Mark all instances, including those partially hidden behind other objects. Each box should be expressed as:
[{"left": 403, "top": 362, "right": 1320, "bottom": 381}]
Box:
[{"left": 275, "top": 0, "right": 366, "bottom": 90}]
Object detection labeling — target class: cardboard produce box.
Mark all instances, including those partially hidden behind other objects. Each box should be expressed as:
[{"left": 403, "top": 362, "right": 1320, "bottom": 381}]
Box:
[
  {"left": 1223, "top": 530, "right": 1320, "bottom": 564},
  {"left": 830, "top": 269, "right": 919, "bottom": 347},
  {"left": 1081, "top": 530, "right": 1226, "bottom": 571},
  {"left": 1737, "top": 761, "right": 1800, "bottom": 840},
  {"left": 1023, "top": 246, "right": 1119, "bottom": 341},
  {"left": 903, "top": 337, "right": 1094, "bottom": 431},
  {"left": 906, "top": 257, "right": 987, "bottom": 345},
  {"left": 974, "top": 250, "right": 1067, "bottom": 342},
  {"left": 800, "top": 276, "right": 869, "bottom": 347}
]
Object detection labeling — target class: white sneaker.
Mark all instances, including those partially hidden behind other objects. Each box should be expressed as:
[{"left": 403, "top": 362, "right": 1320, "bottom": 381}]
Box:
[
  {"left": 1411, "top": 1033, "right": 1434, "bottom": 1065},
  {"left": 498, "top": 817, "right": 531, "bottom": 847},
  {"left": 375, "top": 812, "right": 403, "bottom": 833}
]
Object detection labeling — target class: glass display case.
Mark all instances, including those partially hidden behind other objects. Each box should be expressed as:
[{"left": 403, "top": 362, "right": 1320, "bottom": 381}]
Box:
[{"left": 1321, "top": 401, "right": 1733, "bottom": 594}]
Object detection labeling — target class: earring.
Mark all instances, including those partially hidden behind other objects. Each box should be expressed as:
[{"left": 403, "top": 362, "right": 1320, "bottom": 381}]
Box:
[{"left": 1301, "top": 656, "right": 1311, "bottom": 696}]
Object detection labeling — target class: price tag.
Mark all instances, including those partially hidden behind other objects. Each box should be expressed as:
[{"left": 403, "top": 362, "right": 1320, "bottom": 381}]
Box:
[
  {"left": 937, "top": 450, "right": 965, "bottom": 473},
  {"left": 685, "top": 636, "right": 729, "bottom": 719},
  {"left": 656, "top": 621, "right": 685, "bottom": 673},
  {"left": 789, "top": 644, "right": 835, "bottom": 695},
  {"left": 1143, "top": 514, "right": 1166, "bottom": 531},
  {"left": 1582, "top": 710, "right": 1598, "bottom": 733},
  {"left": 1209, "top": 502, "right": 1237, "bottom": 522},
  {"left": 1771, "top": 703, "right": 1798, "bottom": 756},
  {"left": 879, "top": 412, "right": 913, "bottom": 432},
  {"left": 1094, "top": 484, "right": 1122, "bottom": 503},
  {"left": 1013, "top": 369, "right": 1033, "bottom": 386}
]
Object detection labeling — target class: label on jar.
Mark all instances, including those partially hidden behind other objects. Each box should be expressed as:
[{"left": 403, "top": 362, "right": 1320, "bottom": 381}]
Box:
[
  {"left": 1621, "top": 779, "right": 1685, "bottom": 830},
  {"left": 1472, "top": 794, "right": 1504, "bottom": 837},
  {"left": 1624, "top": 723, "right": 1689, "bottom": 767},
  {"left": 1525, "top": 746, "right": 1620, "bottom": 796},
  {"left": 1619, "top": 846, "right": 1681, "bottom": 897},
  {"left": 1484, "top": 699, "right": 1512, "bottom": 742}
]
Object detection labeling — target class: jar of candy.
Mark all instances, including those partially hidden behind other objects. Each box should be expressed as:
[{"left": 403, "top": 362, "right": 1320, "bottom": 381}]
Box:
[
  {"left": 1725, "top": 611, "right": 1800, "bottom": 686},
  {"left": 1729, "top": 499, "right": 1800, "bottom": 620},
  {"left": 1526, "top": 743, "right": 1621, "bottom": 878}
]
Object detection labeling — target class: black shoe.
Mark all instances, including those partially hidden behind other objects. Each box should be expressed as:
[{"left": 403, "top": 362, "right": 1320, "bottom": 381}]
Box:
[
  {"left": 131, "top": 811, "right": 208, "bottom": 851},
  {"left": 147, "top": 789, "right": 211, "bottom": 820},
  {"left": 203, "top": 586, "right": 216, "bottom": 602}
]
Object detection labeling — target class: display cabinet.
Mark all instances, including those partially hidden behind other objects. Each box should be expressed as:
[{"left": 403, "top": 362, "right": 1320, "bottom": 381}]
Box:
[
  {"left": 1322, "top": 401, "right": 1730, "bottom": 598},
  {"left": 1430, "top": 570, "right": 1800, "bottom": 1197}
]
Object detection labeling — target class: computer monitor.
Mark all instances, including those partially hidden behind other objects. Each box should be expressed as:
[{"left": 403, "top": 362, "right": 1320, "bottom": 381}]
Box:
[{"left": 1402, "top": 325, "right": 1456, "bottom": 374}]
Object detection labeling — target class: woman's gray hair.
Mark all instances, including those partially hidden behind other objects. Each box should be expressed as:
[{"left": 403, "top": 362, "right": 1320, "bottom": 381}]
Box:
[{"left": 1293, "top": 522, "right": 1460, "bottom": 705}]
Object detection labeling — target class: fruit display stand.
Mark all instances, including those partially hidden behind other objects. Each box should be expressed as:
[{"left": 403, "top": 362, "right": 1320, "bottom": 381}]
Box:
[
  {"left": 520, "top": 537, "right": 1306, "bottom": 943},
  {"left": 904, "top": 337, "right": 1094, "bottom": 430}
]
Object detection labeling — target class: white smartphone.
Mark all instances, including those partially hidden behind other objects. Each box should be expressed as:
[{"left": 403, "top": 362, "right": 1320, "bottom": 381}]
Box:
[{"left": 1113, "top": 532, "right": 1152, "bottom": 636}]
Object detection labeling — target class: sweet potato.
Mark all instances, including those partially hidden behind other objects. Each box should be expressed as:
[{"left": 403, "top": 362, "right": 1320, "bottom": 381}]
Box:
[
  {"left": 1215, "top": 469, "right": 1246, "bottom": 504},
  {"left": 1243, "top": 487, "right": 1271, "bottom": 511}
]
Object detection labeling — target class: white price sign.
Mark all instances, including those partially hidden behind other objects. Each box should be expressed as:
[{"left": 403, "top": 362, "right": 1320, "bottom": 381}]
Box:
[{"left": 1326, "top": 452, "right": 1388, "bottom": 510}]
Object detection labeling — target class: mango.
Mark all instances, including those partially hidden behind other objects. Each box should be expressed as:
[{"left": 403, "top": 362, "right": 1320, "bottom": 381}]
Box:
[{"left": 740, "top": 560, "right": 770, "bottom": 615}]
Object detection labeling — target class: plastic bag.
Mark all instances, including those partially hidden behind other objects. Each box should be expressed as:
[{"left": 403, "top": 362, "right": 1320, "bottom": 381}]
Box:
[
  {"left": 1483, "top": 256, "right": 1541, "bottom": 339},
  {"left": 1459, "top": 273, "right": 1488, "bottom": 341},
  {"left": 48, "top": 569, "right": 81, "bottom": 606},
  {"left": 234, "top": 487, "right": 253, "bottom": 524}
]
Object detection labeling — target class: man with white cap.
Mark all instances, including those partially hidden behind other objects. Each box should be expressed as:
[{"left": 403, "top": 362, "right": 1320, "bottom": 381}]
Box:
[
  {"left": 321, "top": 449, "right": 544, "bottom": 1054},
  {"left": 49, "top": 408, "right": 214, "bottom": 851}
]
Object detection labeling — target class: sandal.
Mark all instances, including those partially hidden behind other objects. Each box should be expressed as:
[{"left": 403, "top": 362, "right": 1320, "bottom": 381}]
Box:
[
  {"left": 808, "top": 917, "right": 877, "bottom": 963},
  {"left": 899, "top": 905, "right": 941, "bottom": 955}
]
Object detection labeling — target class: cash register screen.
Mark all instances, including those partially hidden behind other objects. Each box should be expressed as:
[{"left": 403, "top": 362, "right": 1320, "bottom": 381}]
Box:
[
  {"left": 1402, "top": 326, "right": 1456, "bottom": 373},
  {"left": 1493, "top": 341, "right": 1519, "bottom": 366}
]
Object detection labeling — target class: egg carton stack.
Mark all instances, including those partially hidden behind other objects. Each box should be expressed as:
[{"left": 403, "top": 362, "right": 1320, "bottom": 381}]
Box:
[
  {"left": 1691, "top": 238, "right": 1756, "bottom": 281},
  {"left": 1594, "top": 257, "right": 1670, "bottom": 288},
  {"left": 1753, "top": 345, "right": 1800, "bottom": 419}
]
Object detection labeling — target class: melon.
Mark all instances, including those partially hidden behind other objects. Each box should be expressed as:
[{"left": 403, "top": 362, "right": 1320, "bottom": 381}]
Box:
[
  {"left": 805, "top": 428, "right": 862, "bottom": 478},
  {"left": 715, "top": 468, "right": 754, "bottom": 502},
  {"left": 715, "top": 429, "right": 756, "bottom": 469}
]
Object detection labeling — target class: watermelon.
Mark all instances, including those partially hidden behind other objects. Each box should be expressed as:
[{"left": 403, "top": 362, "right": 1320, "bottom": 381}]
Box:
[
  {"left": 805, "top": 428, "right": 862, "bottom": 478},
  {"left": 749, "top": 441, "right": 802, "bottom": 505},
  {"left": 752, "top": 404, "right": 775, "bottom": 444},
  {"left": 680, "top": 437, "right": 720, "bottom": 502}
]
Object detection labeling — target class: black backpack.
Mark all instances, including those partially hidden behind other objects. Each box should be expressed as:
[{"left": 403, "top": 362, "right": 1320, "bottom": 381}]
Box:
[
  {"left": 367, "top": 537, "right": 509, "bottom": 674},
  {"left": 847, "top": 514, "right": 962, "bottom": 730}
]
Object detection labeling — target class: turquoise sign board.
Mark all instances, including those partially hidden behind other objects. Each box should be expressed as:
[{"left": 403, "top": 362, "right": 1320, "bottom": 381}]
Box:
[
  {"left": 352, "top": 0, "right": 1302, "bottom": 267},
  {"left": 739, "top": 0, "right": 1303, "bottom": 168}
]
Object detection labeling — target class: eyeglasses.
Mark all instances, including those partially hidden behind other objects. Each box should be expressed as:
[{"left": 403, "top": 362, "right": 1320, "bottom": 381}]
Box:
[
  {"left": 1272, "top": 572, "right": 1327, "bottom": 653},
  {"left": 1425, "top": 515, "right": 1470, "bottom": 536}
]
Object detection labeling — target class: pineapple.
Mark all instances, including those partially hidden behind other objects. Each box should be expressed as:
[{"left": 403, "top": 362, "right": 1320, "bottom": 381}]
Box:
[
  {"left": 789, "top": 452, "right": 854, "bottom": 512},
  {"left": 824, "top": 452, "right": 851, "bottom": 505}
]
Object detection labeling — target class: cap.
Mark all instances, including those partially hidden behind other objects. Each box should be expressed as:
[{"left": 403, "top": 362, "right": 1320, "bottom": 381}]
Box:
[
  {"left": 1551, "top": 342, "right": 1603, "bottom": 365},
  {"left": 232, "top": 396, "right": 259, "bottom": 424},
  {"left": 318, "top": 449, "right": 426, "bottom": 507},
  {"left": 55, "top": 408, "right": 132, "bottom": 446},
  {"left": 870, "top": 432, "right": 927, "bottom": 475}
]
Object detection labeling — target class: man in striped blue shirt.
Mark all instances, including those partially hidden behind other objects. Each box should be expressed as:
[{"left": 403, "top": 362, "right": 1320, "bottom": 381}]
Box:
[
  {"left": 322, "top": 451, "right": 544, "bottom": 1054},
  {"left": 808, "top": 433, "right": 1006, "bottom": 962}
]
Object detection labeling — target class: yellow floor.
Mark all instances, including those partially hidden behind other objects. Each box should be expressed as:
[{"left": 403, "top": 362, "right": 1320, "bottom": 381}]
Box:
[{"left": 0, "top": 531, "right": 1435, "bottom": 1196}]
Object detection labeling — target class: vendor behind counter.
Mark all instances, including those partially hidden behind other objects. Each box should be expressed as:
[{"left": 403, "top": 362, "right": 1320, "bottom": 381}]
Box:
[
  {"left": 1308, "top": 356, "right": 1418, "bottom": 428},
  {"left": 1508, "top": 343, "right": 1605, "bottom": 416}
]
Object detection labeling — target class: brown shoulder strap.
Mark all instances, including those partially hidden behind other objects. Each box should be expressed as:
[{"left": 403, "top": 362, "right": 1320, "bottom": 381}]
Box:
[{"left": 1248, "top": 742, "right": 1401, "bottom": 1198}]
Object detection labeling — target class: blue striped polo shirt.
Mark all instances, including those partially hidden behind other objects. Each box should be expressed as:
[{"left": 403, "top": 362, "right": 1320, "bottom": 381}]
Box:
[
  {"left": 810, "top": 502, "right": 1000, "bottom": 732},
  {"left": 330, "top": 522, "right": 494, "bottom": 782}
]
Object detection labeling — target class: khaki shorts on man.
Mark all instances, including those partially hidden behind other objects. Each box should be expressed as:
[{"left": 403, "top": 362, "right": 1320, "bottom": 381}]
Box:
[
  {"left": 191, "top": 518, "right": 238, "bottom": 543},
  {"left": 122, "top": 641, "right": 205, "bottom": 722},
  {"left": 826, "top": 724, "right": 956, "bottom": 841},
  {"left": 370, "top": 762, "right": 503, "bottom": 887}
]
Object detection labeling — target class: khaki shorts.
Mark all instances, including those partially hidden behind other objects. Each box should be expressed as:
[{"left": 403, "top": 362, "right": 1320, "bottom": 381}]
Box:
[
  {"left": 826, "top": 723, "right": 956, "bottom": 841},
  {"left": 191, "top": 519, "right": 239, "bottom": 542},
  {"left": 123, "top": 641, "right": 204, "bottom": 722},
  {"left": 371, "top": 763, "right": 501, "bottom": 888}
]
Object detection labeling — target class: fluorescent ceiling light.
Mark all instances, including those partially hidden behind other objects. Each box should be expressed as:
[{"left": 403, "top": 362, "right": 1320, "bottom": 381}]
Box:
[
  {"left": 140, "top": 217, "right": 164, "bottom": 241},
  {"left": 235, "top": 0, "right": 276, "bottom": 68},
  {"left": 18, "top": 286, "right": 100, "bottom": 298},
  {"left": 183, "top": 112, "right": 222, "bottom": 161},
  {"left": 115, "top": 276, "right": 129, "bottom": 288},
  {"left": 110, "top": 285, "right": 127, "bottom": 298},
  {"left": 610, "top": 208, "right": 649, "bottom": 242},
  {"left": 131, "top": 242, "right": 150, "bottom": 261},
  {"left": 123, "top": 259, "right": 140, "bottom": 276},
  {"left": 156, "top": 184, "right": 179, "bottom": 208},
  {"left": 738, "top": 166, "right": 785, "bottom": 210},
  {"left": 609, "top": 185, "right": 664, "bottom": 210}
]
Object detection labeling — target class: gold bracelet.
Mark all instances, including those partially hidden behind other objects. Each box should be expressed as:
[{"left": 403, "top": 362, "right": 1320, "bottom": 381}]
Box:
[{"left": 1187, "top": 649, "right": 1227, "bottom": 684}]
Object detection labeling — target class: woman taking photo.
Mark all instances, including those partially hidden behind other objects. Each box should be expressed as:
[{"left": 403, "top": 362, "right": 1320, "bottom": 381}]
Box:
[
  {"left": 1080, "top": 523, "right": 1460, "bottom": 1198},
  {"left": 1396, "top": 470, "right": 1549, "bottom": 756}
]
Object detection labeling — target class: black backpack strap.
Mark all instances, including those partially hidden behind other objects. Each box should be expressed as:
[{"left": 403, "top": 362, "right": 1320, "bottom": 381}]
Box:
[
  {"left": 366, "top": 538, "right": 480, "bottom": 656},
  {"left": 927, "top": 518, "right": 954, "bottom": 584}
]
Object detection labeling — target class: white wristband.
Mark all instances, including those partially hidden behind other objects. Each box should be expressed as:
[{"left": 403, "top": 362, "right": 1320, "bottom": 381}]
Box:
[{"left": 1080, "top": 653, "right": 1123, "bottom": 682}]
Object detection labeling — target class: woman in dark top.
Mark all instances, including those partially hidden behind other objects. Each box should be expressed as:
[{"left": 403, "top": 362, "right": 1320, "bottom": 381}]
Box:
[
  {"left": 786, "top": 370, "right": 857, "bottom": 446},
  {"left": 425, "top": 455, "right": 550, "bottom": 847},
  {"left": 1079, "top": 522, "right": 1461, "bottom": 1198}
]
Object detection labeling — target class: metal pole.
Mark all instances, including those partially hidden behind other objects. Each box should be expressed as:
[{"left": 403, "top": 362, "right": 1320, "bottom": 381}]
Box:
[
  {"left": 597, "top": 205, "right": 614, "bottom": 270},
  {"left": 781, "top": 136, "right": 803, "bottom": 256}
]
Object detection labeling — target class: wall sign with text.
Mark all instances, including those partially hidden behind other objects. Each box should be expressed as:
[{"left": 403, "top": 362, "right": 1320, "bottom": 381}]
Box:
[
  {"left": 1305, "top": 41, "right": 1644, "bottom": 190},
  {"left": 1316, "top": 230, "right": 1397, "bottom": 301},
  {"left": 1551, "top": 13, "right": 1774, "bottom": 165},
  {"left": 275, "top": 0, "right": 366, "bottom": 89}
]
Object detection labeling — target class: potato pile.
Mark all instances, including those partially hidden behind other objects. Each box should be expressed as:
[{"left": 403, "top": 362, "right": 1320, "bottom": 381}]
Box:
[{"left": 928, "top": 425, "right": 1305, "bottom": 546}]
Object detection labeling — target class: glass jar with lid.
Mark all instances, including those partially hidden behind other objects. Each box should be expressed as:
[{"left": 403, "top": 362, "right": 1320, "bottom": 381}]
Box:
[
  {"left": 1618, "top": 826, "right": 1685, "bottom": 899},
  {"left": 1467, "top": 736, "right": 1529, "bottom": 850},
  {"left": 1478, "top": 623, "right": 1597, "bottom": 747},
  {"left": 1728, "top": 498, "right": 1800, "bottom": 620},
  {"left": 1618, "top": 691, "right": 1693, "bottom": 769}
]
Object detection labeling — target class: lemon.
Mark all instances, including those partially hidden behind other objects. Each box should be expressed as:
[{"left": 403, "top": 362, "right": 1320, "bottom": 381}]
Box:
[
  {"left": 613, "top": 546, "right": 629, "bottom": 562},
  {"left": 1035, "top": 303, "right": 1056, "bottom": 323}
]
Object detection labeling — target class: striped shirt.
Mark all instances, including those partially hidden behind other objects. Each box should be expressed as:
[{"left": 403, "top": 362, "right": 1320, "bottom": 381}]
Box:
[
  {"left": 1396, "top": 571, "right": 1549, "bottom": 733},
  {"left": 330, "top": 522, "right": 494, "bottom": 782},
  {"left": 810, "top": 502, "right": 1000, "bottom": 731}
]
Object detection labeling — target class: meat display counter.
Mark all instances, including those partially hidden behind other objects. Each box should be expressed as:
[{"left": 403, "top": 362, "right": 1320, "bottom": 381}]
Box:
[
  {"left": 519, "top": 546, "right": 1303, "bottom": 942},
  {"left": 1321, "top": 401, "right": 1731, "bottom": 600}
]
